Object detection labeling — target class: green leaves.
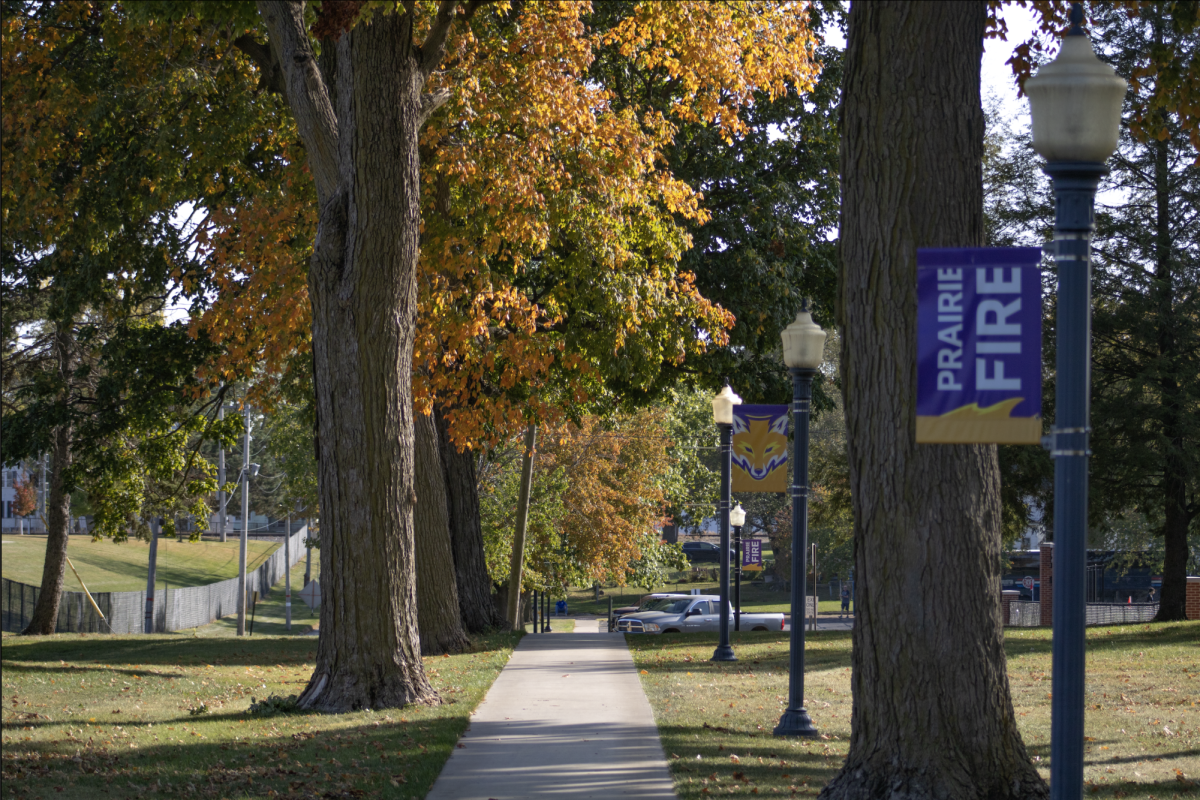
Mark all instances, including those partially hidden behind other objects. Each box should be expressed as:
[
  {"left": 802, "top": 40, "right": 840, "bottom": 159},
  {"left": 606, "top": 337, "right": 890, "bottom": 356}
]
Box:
[{"left": 1, "top": 3, "right": 268, "bottom": 541}]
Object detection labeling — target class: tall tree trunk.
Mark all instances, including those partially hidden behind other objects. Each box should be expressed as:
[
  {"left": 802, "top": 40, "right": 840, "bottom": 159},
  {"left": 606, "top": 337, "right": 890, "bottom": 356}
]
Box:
[
  {"left": 1150, "top": 128, "right": 1192, "bottom": 621},
  {"left": 22, "top": 423, "right": 73, "bottom": 634},
  {"left": 22, "top": 327, "right": 74, "bottom": 635},
  {"left": 257, "top": 0, "right": 454, "bottom": 711},
  {"left": 824, "top": 3, "right": 1045, "bottom": 798},
  {"left": 435, "top": 406, "right": 504, "bottom": 632},
  {"left": 414, "top": 411, "right": 469, "bottom": 654}
]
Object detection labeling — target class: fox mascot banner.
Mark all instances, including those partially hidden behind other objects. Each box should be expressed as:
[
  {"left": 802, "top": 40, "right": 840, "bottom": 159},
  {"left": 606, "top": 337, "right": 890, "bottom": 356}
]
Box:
[{"left": 732, "top": 405, "right": 790, "bottom": 493}]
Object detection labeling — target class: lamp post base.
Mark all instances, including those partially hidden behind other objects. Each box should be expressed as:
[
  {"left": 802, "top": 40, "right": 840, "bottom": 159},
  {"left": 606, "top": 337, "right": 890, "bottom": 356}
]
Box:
[
  {"left": 774, "top": 707, "right": 819, "bottom": 737},
  {"left": 711, "top": 644, "right": 737, "bottom": 662}
]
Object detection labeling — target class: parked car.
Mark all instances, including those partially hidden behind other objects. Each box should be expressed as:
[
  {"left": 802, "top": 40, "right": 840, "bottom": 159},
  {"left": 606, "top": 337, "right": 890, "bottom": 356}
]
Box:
[
  {"left": 682, "top": 541, "right": 733, "bottom": 563},
  {"left": 611, "top": 592, "right": 691, "bottom": 621},
  {"left": 615, "top": 594, "right": 788, "bottom": 634}
]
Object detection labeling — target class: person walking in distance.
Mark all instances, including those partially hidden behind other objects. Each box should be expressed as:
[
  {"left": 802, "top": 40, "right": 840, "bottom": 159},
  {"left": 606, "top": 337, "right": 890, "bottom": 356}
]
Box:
[{"left": 840, "top": 584, "right": 851, "bottom": 618}]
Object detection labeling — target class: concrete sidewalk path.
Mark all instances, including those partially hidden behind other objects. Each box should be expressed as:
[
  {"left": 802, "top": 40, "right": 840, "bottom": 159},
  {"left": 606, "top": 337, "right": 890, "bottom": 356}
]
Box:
[{"left": 425, "top": 630, "right": 676, "bottom": 800}]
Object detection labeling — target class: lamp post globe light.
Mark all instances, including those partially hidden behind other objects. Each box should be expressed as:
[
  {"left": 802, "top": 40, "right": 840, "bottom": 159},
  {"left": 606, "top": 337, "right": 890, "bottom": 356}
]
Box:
[
  {"left": 730, "top": 502, "right": 746, "bottom": 631},
  {"left": 1025, "top": 6, "right": 1126, "bottom": 798},
  {"left": 774, "top": 300, "right": 826, "bottom": 738},
  {"left": 711, "top": 384, "right": 742, "bottom": 662}
]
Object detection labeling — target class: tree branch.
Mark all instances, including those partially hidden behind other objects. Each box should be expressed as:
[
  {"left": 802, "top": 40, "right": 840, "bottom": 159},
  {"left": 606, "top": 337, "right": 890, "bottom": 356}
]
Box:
[
  {"left": 420, "top": 1, "right": 460, "bottom": 80},
  {"left": 422, "top": 0, "right": 492, "bottom": 80},
  {"left": 256, "top": 0, "right": 340, "bottom": 201},
  {"left": 232, "top": 34, "right": 286, "bottom": 95},
  {"left": 419, "top": 88, "right": 452, "bottom": 126}
]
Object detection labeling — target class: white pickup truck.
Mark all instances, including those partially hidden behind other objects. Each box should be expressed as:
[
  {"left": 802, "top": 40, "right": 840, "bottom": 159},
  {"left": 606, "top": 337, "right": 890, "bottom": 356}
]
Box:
[{"left": 615, "top": 594, "right": 788, "bottom": 634}]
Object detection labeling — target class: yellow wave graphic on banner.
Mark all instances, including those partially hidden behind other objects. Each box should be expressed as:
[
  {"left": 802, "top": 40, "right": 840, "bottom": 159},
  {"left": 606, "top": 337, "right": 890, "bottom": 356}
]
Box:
[
  {"left": 916, "top": 398, "right": 1040, "bottom": 444},
  {"left": 939, "top": 398, "right": 1025, "bottom": 419}
]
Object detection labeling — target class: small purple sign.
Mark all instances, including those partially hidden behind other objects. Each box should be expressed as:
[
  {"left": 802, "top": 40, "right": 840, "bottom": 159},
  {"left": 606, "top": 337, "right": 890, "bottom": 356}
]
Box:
[
  {"left": 917, "top": 247, "right": 1043, "bottom": 444},
  {"left": 742, "top": 539, "right": 762, "bottom": 569}
]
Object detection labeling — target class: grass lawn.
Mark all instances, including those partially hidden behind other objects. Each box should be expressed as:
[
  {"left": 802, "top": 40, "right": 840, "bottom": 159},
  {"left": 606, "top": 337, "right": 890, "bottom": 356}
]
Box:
[
  {"left": 1, "top": 536, "right": 279, "bottom": 593},
  {"left": 630, "top": 621, "right": 1200, "bottom": 799},
  {"left": 1, "top": 625, "right": 521, "bottom": 799}
]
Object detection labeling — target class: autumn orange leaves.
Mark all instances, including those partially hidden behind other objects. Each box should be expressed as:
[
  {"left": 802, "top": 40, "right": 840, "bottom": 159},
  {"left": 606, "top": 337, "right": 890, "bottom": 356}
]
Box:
[
  {"left": 181, "top": 1, "right": 822, "bottom": 445},
  {"left": 419, "top": 1, "right": 819, "bottom": 449}
]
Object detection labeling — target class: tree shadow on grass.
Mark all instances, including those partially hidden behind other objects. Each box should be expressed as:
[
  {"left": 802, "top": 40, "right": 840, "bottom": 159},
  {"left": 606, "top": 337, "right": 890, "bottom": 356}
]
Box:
[
  {"left": 628, "top": 630, "right": 853, "bottom": 674},
  {"left": 1080, "top": 778, "right": 1200, "bottom": 797},
  {"left": 654, "top": 722, "right": 846, "bottom": 795},
  {"left": 1, "top": 633, "right": 319, "bottom": 669},
  {"left": 3, "top": 630, "right": 520, "bottom": 799},
  {"left": 1002, "top": 621, "right": 1199, "bottom": 658},
  {"left": 1023, "top": 740, "right": 1200, "bottom": 768},
  {"left": 3, "top": 713, "right": 471, "bottom": 800}
]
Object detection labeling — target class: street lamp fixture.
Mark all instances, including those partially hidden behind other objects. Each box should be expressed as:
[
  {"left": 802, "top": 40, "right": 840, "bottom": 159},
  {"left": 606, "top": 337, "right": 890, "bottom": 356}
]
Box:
[
  {"left": 711, "top": 384, "right": 741, "bottom": 662},
  {"left": 730, "top": 503, "right": 746, "bottom": 631},
  {"left": 774, "top": 300, "right": 826, "bottom": 738},
  {"left": 1026, "top": 6, "right": 1126, "bottom": 798},
  {"left": 711, "top": 384, "right": 742, "bottom": 425},
  {"left": 1025, "top": 8, "right": 1126, "bottom": 163}
]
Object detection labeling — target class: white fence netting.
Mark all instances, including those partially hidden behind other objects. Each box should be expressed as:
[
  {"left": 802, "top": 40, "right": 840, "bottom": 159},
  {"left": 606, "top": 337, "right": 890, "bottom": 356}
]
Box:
[
  {"left": 1084, "top": 602, "right": 1159, "bottom": 625},
  {"left": 2, "top": 526, "right": 307, "bottom": 634},
  {"left": 1006, "top": 600, "right": 1159, "bottom": 627}
]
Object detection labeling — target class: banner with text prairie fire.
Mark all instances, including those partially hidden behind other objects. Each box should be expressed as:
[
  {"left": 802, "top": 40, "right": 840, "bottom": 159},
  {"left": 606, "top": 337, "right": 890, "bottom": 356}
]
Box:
[
  {"left": 917, "top": 247, "right": 1043, "bottom": 444},
  {"left": 732, "top": 405, "right": 789, "bottom": 492}
]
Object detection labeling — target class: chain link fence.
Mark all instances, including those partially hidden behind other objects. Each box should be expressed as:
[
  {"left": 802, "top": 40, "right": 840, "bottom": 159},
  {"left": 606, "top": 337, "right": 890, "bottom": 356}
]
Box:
[
  {"left": 1006, "top": 600, "right": 1159, "bottom": 627},
  {"left": 2, "top": 526, "right": 307, "bottom": 634}
]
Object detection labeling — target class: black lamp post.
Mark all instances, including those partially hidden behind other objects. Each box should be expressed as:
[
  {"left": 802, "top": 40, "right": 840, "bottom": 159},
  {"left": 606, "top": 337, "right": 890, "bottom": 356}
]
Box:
[
  {"left": 711, "top": 384, "right": 742, "bottom": 662},
  {"left": 774, "top": 300, "right": 825, "bottom": 738},
  {"left": 731, "top": 503, "right": 746, "bottom": 632},
  {"left": 1025, "top": 6, "right": 1126, "bottom": 798},
  {"left": 542, "top": 560, "right": 552, "bottom": 633}
]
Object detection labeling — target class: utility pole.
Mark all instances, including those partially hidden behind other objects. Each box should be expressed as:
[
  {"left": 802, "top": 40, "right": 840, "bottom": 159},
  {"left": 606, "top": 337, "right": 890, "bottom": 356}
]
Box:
[
  {"left": 506, "top": 425, "right": 537, "bottom": 631},
  {"left": 284, "top": 511, "right": 292, "bottom": 632},
  {"left": 237, "top": 405, "right": 251, "bottom": 636},
  {"left": 217, "top": 404, "right": 227, "bottom": 542}
]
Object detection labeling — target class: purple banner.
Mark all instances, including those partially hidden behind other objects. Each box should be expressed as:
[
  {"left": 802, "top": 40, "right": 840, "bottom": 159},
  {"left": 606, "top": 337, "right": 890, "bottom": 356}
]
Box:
[
  {"left": 742, "top": 539, "right": 763, "bottom": 569},
  {"left": 917, "top": 247, "right": 1043, "bottom": 444}
]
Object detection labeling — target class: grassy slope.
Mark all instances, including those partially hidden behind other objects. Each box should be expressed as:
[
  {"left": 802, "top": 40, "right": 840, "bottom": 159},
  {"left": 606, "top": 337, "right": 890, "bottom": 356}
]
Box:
[
  {"left": 629, "top": 622, "right": 1200, "bottom": 798},
  {"left": 198, "top": 549, "right": 322, "bottom": 637},
  {"left": 1, "top": 536, "right": 279, "bottom": 592}
]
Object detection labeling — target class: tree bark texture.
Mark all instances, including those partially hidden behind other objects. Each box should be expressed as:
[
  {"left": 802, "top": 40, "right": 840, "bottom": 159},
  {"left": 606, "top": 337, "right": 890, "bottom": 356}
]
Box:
[
  {"left": 258, "top": 0, "right": 454, "bottom": 710},
  {"left": 414, "top": 411, "right": 469, "bottom": 654},
  {"left": 825, "top": 3, "right": 1046, "bottom": 799},
  {"left": 435, "top": 406, "right": 504, "bottom": 632},
  {"left": 22, "top": 327, "right": 74, "bottom": 635}
]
